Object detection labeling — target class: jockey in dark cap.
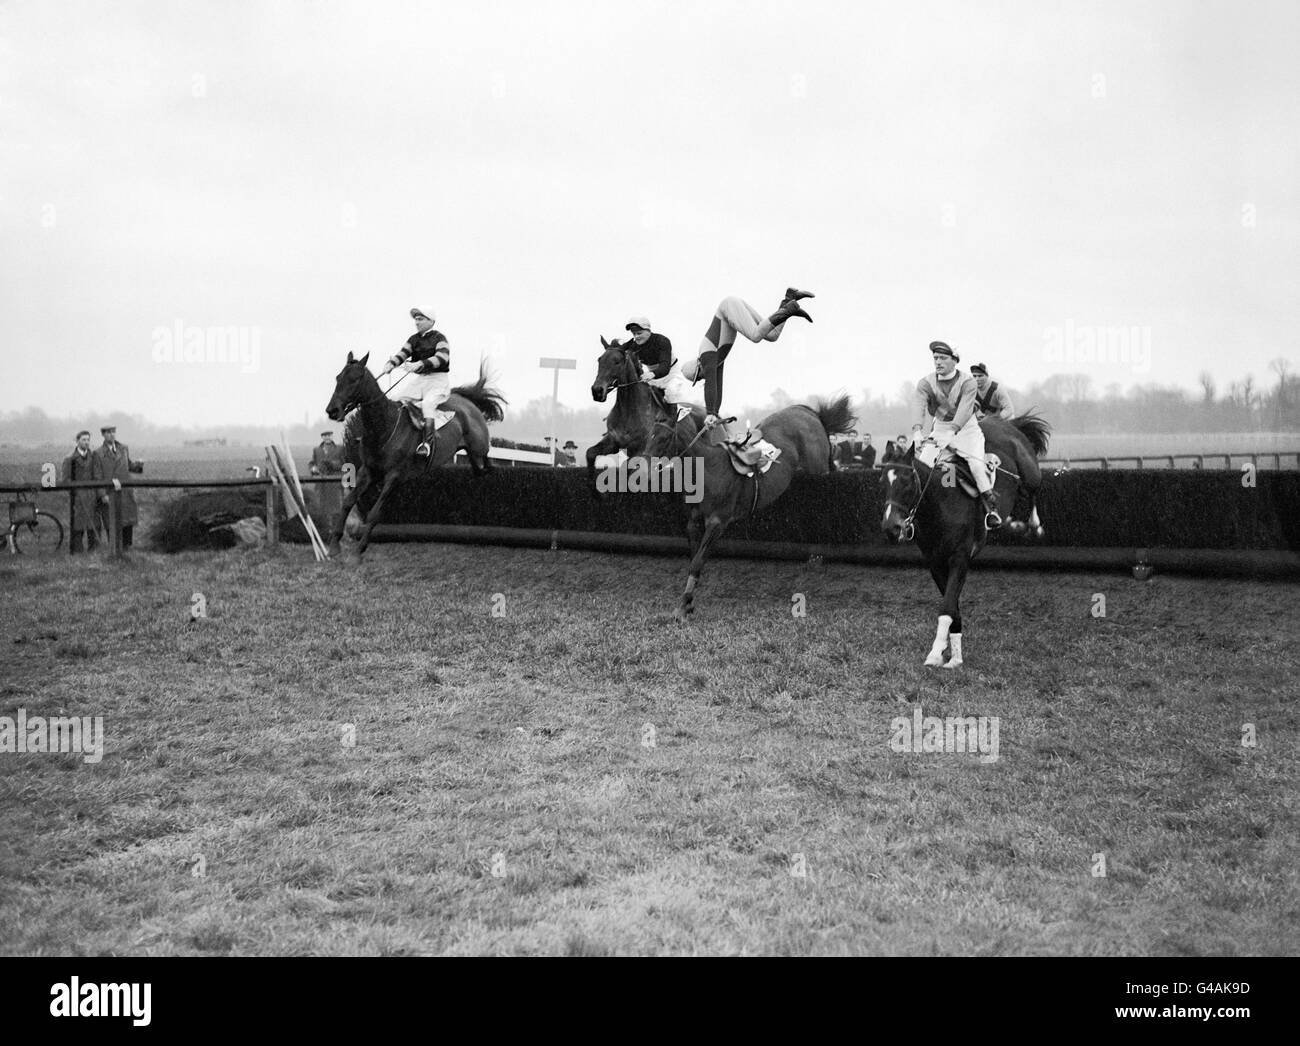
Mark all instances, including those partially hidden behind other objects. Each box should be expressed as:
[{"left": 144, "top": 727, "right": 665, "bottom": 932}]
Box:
[{"left": 971, "top": 363, "right": 1015, "bottom": 420}]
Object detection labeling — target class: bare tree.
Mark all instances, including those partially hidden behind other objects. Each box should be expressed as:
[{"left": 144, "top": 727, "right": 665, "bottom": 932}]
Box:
[{"left": 1198, "top": 370, "right": 1216, "bottom": 405}]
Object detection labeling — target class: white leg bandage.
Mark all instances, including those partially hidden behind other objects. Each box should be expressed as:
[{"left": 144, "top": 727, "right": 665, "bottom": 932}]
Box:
[
  {"left": 925, "top": 614, "right": 953, "bottom": 667},
  {"left": 942, "top": 632, "right": 964, "bottom": 670}
]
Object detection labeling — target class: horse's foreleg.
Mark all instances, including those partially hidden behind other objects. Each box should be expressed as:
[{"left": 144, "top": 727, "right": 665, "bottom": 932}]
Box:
[
  {"left": 675, "top": 515, "right": 726, "bottom": 621},
  {"left": 356, "top": 472, "right": 401, "bottom": 557},
  {"left": 924, "top": 559, "right": 952, "bottom": 667},
  {"left": 685, "top": 508, "right": 704, "bottom": 559},
  {"left": 587, "top": 436, "right": 616, "bottom": 498},
  {"left": 938, "top": 553, "right": 970, "bottom": 670},
  {"left": 329, "top": 470, "right": 371, "bottom": 554}
]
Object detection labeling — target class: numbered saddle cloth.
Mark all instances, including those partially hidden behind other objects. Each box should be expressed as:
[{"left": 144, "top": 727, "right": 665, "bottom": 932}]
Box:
[{"left": 916, "top": 440, "right": 1001, "bottom": 498}]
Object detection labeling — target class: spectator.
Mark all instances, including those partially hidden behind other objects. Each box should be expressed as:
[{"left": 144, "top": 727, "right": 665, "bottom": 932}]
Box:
[
  {"left": 91, "top": 425, "right": 143, "bottom": 548},
  {"left": 310, "top": 430, "right": 344, "bottom": 476},
  {"left": 61, "top": 430, "right": 99, "bottom": 553},
  {"left": 860, "top": 432, "right": 877, "bottom": 469},
  {"left": 835, "top": 430, "right": 859, "bottom": 469},
  {"left": 561, "top": 440, "right": 578, "bottom": 467}
]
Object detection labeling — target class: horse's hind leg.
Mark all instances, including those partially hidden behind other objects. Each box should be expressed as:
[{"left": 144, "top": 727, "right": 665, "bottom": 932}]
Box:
[
  {"left": 356, "top": 472, "right": 401, "bottom": 557},
  {"left": 329, "top": 469, "right": 370, "bottom": 555},
  {"left": 676, "top": 516, "right": 726, "bottom": 621}
]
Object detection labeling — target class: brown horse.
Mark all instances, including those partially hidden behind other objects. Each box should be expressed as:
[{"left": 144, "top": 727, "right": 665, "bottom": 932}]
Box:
[
  {"left": 645, "top": 395, "right": 857, "bottom": 619},
  {"left": 587, "top": 337, "right": 704, "bottom": 495},
  {"left": 880, "top": 412, "right": 1051, "bottom": 668},
  {"left": 324, "top": 352, "right": 506, "bottom": 556}
]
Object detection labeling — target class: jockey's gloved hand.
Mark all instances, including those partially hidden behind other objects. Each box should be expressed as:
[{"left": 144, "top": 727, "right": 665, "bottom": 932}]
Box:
[
  {"left": 381, "top": 363, "right": 394, "bottom": 375},
  {"left": 640, "top": 364, "right": 654, "bottom": 381}
]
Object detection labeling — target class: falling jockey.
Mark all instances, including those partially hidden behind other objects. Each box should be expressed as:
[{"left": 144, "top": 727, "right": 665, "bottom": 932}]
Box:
[
  {"left": 680, "top": 289, "right": 814, "bottom": 445},
  {"left": 381, "top": 307, "right": 454, "bottom": 457},
  {"left": 911, "top": 341, "right": 1002, "bottom": 529}
]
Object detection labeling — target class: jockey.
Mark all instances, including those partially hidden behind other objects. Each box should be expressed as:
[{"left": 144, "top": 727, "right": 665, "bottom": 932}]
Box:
[
  {"left": 911, "top": 341, "right": 1001, "bottom": 529},
  {"left": 380, "top": 307, "right": 453, "bottom": 457},
  {"left": 971, "top": 363, "right": 1015, "bottom": 419},
  {"left": 680, "top": 288, "right": 814, "bottom": 443},
  {"left": 624, "top": 317, "right": 692, "bottom": 411}
]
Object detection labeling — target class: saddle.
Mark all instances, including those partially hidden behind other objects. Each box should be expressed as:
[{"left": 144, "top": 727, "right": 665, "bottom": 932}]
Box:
[
  {"left": 399, "top": 402, "right": 458, "bottom": 432},
  {"left": 915, "top": 440, "right": 1001, "bottom": 499},
  {"left": 707, "top": 420, "right": 782, "bottom": 477}
]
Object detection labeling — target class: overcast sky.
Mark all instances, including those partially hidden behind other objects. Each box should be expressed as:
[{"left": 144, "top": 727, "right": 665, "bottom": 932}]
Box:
[{"left": 2, "top": 0, "right": 1297, "bottom": 430}]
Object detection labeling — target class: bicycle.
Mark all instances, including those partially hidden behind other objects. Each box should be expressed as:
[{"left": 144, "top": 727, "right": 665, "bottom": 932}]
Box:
[{"left": 7, "top": 492, "right": 65, "bottom": 554}]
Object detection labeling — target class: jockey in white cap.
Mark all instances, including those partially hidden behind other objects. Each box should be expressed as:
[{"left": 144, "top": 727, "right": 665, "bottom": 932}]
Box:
[
  {"left": 680, "top": 288, "right": 814, "bottom": 443},
  {"left": 623, "top": 317, "right": 692, "bottom": 411},
  {"left": 381, "top": 308, "right": 454, "bottom": 456},
  {"left": 911, "top": 341, "right": 1002, "bottom": 528}
]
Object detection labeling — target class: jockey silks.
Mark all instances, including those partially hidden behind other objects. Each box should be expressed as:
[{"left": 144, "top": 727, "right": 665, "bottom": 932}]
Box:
[
  {"left": 632, "top": 332, "right": 673, "bottom": 379},
  {"left": 387, "top": 328, "right": 450, "bottom": 375}
]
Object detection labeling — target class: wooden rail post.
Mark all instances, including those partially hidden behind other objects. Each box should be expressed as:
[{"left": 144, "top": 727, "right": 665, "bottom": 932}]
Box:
[
  {"left": 265, "top": 474, "right": 279, "bottom": 548},
  {"left": 107, "top": 488, "right": 123, "bottom": 557},
  {"left": 68, "top": 488, "right": 75, "bottom": 556}
]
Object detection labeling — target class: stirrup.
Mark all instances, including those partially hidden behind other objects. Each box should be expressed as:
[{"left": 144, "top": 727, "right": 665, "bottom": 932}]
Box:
[
  {"left": 984, "top": 509, "right": 1002, "bottom": 530},
  {"left": 416, "top": 441, "right": 432, "bottom": 457}
]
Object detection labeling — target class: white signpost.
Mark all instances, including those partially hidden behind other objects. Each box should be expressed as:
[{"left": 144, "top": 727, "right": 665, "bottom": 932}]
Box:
[{"left": 539, "top": 357, "right": 577, "bottom": 465}]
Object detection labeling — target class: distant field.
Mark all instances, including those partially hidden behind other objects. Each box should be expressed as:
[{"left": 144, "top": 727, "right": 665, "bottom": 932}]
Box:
[{"left": 0, "top": 543, "right": 1295, "bottom": 955}]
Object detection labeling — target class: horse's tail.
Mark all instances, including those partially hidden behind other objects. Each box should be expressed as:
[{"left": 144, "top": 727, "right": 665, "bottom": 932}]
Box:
[
  {"left": 1010, "top": 410, "right": 1052, "bottom": 457},
  {"left": 811, "top": 394, "right": 857, "bottom": 439},
  {"left": 452, "top": 362, "right": 508, "bottom": 423}
]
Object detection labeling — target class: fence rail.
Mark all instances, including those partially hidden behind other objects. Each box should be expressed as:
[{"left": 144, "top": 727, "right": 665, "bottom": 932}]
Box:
[
  {"left": 1, "top": 475, "right": 347, "bottom": 557},
  {"left": 1042, "top": 452, "right": 1300, "bottom": 470}
]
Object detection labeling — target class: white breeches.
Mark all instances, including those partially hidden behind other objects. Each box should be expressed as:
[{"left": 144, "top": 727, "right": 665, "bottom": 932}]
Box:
[
  {"left": 698, "top": 295, "right": 786, "bottom": 356},
  {"left": 930, "top": 418, "right": 993, "bottom": 493},
  {"left": 645, "top": 364, "right": 694, "bottom": 405},
  {"left": 390, "top": 371, "right": 452, "bottom": 425}
]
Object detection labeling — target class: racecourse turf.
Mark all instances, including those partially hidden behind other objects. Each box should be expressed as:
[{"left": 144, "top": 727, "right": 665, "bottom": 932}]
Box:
[{"left": 0, "top": 542, "right": 1296, "bottom": 955}]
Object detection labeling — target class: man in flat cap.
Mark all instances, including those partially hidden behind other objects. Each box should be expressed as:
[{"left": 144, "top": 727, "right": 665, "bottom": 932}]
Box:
[
  {"left": 910, "top": 341, "right": 1001, "bottom": 528},
  {"left": 380, "top": 307, "right": 454, "bottom": 457},
  {"left": 91, "top": 425, "right": 144, "bottom": 547},
  {"left": 310, "top": 430, "right": 345, "bottom": 476},
  {"left": 61, "top": 430, "right": 99, "bottom": 553},
  {"left": 971, "top": 363, "right": 1015, "bottom": 420},
  {"left": 680, "top": 287, "right": 814, "bottom": 444}
]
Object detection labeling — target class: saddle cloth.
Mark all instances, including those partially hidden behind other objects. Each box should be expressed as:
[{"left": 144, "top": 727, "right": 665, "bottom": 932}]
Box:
[
  {"left": 915, "top": 440, "right": 1001, "bottom": 499},
  {"left": 401, "top": 403, "right": 457, "bottom": 431},
  {"left": 713, "top": 423, "right": 781, "bottom": 477}
]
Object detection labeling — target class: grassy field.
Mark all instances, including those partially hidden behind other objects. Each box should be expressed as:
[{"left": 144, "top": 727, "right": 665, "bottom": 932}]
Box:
[{"left": 1, "top": 540, "right": 1296, "bottom": 956}]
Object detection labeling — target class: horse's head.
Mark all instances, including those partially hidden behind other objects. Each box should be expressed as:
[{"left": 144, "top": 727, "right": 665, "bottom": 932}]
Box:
[
  {"left": 326, "top": 352, "right": 375, "bottom": 421},
  {"left": 644, "top": 401, "right": 700, "bottom": 461},
  {"left": 591, "top": 336, "right": 637, "bottom": 403},
  {"left": 880, "top": 458, "right": 921, "bottom": 543}
]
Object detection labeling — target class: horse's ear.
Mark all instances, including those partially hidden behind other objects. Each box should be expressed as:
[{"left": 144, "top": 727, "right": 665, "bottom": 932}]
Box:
[
  {"left": 346, "top": 351, "right": 355, "bottom": 363},
  {"left": 600, "top": 336, "right": 611, "bottom": 350},
  {"left": 358, "top": 352, "right": 370, "bottom": 367}
]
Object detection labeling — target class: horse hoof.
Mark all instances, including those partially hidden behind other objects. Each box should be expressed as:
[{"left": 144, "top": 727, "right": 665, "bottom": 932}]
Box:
[
  {"left": 924, "top": 653, "right": 944, "bottom": 668},
  {"left": 941, "top": 659, "right": 963, "bottom": 671},
  {"left": 1034, "top": 526, "right": 1046, "bottom": 539}
]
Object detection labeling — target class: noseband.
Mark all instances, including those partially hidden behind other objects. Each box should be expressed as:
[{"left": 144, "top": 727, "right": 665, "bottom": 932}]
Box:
[{"left": 881, "top": 460, "right": 933, "bottom": 542}]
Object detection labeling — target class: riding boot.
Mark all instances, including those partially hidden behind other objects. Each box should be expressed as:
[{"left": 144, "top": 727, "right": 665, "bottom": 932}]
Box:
[
  {"left": 755, "top": 296, "right": 813, "bottom": 339},
  {"left": 981, "top": 490, "right": 1002, "bottom": 529},
  {"left": 416, "top": 420, "right": 435, "bottom": 457}
]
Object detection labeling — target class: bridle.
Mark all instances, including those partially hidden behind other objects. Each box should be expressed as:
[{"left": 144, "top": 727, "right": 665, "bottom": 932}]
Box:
[
  {"left": 880, "top": 458, "right": 934, "bottom": 543},
  {"left": 333, "top": 367, "right": 410, "bottom": 418}
]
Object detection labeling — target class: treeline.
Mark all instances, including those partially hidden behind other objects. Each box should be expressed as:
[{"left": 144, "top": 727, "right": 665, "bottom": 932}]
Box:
[{"left": 4, "top": 360, "right": 1295, "bottom": 449}]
